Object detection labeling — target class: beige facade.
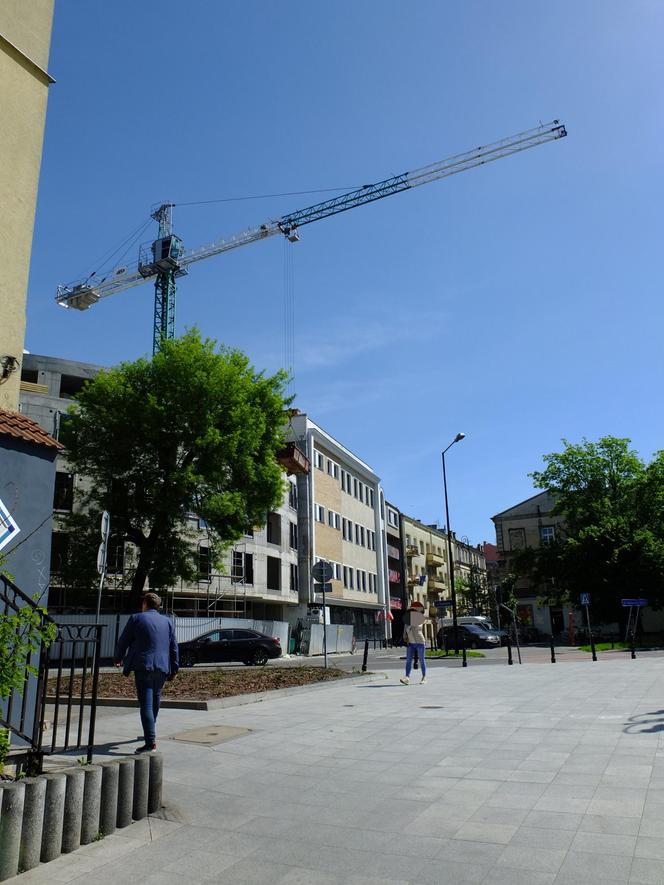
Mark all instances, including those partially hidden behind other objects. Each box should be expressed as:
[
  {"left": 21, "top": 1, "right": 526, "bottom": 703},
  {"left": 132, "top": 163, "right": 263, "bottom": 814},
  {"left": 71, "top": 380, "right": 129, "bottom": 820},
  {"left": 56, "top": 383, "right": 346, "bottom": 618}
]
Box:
[
  {"left": 288, "top": 413, "right": 388, "bottom": 635},
  {"left": 402, "top": 517, "right": 450, "bottom": 638},
  {"left": 0, "top": 1, "right": 55, "bottom": 411}
]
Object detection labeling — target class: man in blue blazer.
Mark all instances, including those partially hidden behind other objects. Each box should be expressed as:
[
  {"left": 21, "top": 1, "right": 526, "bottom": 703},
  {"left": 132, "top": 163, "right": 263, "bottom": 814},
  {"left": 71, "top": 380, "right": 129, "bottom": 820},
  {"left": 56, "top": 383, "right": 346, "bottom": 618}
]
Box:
[{"left": 114, "top": 592, "right": 179, "bottom": 753}]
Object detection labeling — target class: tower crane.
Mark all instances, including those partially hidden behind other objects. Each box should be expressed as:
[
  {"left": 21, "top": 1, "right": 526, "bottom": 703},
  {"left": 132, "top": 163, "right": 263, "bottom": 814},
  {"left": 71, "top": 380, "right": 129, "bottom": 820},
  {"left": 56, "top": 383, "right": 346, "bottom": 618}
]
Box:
[{"left": 56, "top": 121, "right": 567, "bottom": 353}]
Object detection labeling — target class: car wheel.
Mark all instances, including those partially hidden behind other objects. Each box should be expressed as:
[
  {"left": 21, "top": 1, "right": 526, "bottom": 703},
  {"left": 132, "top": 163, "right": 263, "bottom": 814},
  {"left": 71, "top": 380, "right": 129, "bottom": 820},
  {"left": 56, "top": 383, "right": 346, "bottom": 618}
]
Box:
[{"left": 252, "top": 649, "right": 269, "bottom": 666}]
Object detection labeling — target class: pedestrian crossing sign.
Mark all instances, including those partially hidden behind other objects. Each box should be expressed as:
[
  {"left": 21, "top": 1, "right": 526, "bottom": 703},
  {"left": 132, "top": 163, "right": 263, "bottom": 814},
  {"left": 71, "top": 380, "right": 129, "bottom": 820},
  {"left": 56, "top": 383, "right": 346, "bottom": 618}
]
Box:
[{"left": 0, "top": 497, "right": 20, "bottom": 553}]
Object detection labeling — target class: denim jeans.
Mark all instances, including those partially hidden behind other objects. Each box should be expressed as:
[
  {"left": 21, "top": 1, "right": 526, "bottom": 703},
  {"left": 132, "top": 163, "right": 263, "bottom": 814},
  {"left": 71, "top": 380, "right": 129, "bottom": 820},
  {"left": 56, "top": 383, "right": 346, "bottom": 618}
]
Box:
[
  {"left": 405, "top": 643, "right": 426, "bottom": 678},
  {"left": 134, "top": 670, "right": 167, "bottom": 744}
]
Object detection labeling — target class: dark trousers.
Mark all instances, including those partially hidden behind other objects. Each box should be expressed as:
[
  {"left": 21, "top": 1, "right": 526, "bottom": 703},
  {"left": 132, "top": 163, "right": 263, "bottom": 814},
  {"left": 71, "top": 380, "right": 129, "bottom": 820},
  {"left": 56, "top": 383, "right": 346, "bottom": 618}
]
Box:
[{"left": 134, "top": 670, "right": 167, "bottom": 744}]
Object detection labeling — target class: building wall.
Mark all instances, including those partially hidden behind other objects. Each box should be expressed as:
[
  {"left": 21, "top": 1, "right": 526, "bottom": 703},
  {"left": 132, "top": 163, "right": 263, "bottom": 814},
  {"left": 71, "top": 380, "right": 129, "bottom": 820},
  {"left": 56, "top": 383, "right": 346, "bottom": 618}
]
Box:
[{"left": 0, "top": 1, "right": 54, "bottom": 411}]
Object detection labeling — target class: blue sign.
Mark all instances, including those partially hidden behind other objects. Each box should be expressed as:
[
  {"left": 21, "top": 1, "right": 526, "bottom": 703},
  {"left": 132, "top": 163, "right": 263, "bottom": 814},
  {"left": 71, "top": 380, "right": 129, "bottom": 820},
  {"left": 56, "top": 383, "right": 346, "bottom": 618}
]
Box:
[
  {"left": 0, "top": 497, "right": 20, "bottom": 553},
  {"left": 580, "top": 593, "right": 591, "bottom": 606},
  {"left": 434, "top": 600, "right": 451, "bottom": 609},
  {"left": 621, "top": 598, "right": 648, "bottom": 607}
]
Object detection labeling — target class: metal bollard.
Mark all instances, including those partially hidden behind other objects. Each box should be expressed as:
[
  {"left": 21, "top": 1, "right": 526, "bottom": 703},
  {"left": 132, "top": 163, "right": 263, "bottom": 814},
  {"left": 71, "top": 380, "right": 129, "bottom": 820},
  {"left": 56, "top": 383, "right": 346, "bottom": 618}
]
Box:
[
  {"left": 550, "top": 634, "right": 556, "bottom": 664},
  {"left": 462, "top": 633, "right": 467, "bottom": 668},
  {"left": 590, "top": 632, "right": 597, "bottom": 662},
  {"left": 630, "top": 631, "right": 636, "bottom": 659},
  {"left": 506, "top": 636, "right": 513, "bottom": 665},
  {"left": 361, "top": 638, "right": 369, "bottom": 672}
]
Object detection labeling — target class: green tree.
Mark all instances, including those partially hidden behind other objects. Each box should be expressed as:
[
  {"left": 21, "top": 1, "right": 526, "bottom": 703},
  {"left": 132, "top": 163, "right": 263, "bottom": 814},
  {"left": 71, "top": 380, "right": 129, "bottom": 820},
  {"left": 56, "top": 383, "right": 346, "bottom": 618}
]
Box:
[
  {"left": 62, "top": 330, "right": 290, "bottom": 610},
  {"left": 519, "top": 437, "right": 664, "bottom": 623}
]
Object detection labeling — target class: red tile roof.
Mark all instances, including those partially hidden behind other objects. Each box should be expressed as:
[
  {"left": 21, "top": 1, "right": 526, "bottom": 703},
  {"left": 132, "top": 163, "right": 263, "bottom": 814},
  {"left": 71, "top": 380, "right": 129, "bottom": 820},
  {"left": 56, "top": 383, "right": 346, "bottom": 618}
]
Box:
[{"left": 0, "top": 409, "right": 63, "bottom": 451}]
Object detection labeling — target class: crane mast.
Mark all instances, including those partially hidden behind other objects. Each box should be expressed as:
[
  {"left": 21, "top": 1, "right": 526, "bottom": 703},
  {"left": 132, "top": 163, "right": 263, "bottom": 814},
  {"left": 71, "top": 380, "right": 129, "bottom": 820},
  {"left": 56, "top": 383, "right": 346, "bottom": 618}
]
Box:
[{"left": 55, "top": 121, "right": 567, "bottom": 352}]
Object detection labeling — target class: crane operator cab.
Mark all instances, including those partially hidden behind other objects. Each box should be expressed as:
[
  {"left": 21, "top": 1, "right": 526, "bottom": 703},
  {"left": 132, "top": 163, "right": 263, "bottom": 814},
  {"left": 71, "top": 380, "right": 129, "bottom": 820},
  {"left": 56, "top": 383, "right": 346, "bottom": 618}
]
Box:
[{"left": 138, "top": 234, "right": 184, "bottom": 278}]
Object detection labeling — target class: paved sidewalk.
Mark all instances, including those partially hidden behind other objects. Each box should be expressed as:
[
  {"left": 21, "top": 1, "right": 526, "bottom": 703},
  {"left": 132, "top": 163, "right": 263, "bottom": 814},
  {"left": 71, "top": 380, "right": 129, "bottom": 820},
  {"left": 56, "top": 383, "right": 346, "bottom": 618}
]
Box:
[{"left": 16, "top": 657, "right": 664, "bottom": 884}]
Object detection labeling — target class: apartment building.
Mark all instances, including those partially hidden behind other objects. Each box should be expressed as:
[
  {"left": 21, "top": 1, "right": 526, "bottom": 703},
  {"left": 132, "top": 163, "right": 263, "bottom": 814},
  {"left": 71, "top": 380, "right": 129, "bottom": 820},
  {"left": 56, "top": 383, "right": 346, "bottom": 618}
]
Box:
[
  {"left": 18, "top": 353, "right": 302, "bottom": 619},
  {"left": 401, "top": 516, "right": 451, "bottom": 641},
  {"left": 385, "top": 501, "right": 406, "bottom": 640},
  {"left": 287, "top": 412, "right": 388, "bottom": 637},
  {"left": 492, "top": 490, "right": 568, "bottom": 634}
]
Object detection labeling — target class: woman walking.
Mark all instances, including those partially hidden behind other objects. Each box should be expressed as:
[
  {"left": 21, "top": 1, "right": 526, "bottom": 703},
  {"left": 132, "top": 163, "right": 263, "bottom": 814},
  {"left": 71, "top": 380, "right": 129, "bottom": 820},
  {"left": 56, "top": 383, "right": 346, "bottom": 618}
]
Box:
[{"left": 400, "top": 601, "right": 428, "bottom": 685}]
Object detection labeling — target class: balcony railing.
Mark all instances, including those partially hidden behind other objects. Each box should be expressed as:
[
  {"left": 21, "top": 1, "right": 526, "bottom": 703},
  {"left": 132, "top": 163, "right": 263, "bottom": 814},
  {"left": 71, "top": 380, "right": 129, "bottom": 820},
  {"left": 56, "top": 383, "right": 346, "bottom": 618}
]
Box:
[
  {"left": 426, "top": 551, "right": 445, "bottom": 567},
  {"left": 427, "top": 576, "right": 446, "bottom": 593}
]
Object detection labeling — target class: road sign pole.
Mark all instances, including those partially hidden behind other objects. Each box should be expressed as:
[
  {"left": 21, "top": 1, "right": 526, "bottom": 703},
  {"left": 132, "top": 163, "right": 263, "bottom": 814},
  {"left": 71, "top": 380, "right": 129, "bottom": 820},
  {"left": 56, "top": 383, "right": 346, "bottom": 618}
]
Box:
[
  {"left": 585, "top": 604, "right": 597, "bottom": 661},
  {"left": 322, "top": 583, "right": 328, "bottom": 669}
]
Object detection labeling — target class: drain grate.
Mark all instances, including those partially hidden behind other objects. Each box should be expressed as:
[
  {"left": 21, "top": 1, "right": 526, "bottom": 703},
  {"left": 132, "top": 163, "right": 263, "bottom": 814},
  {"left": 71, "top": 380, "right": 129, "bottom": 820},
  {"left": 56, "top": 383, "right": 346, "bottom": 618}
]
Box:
[{"left": 420, "top": 705, "right": 444, "bottom": 709}]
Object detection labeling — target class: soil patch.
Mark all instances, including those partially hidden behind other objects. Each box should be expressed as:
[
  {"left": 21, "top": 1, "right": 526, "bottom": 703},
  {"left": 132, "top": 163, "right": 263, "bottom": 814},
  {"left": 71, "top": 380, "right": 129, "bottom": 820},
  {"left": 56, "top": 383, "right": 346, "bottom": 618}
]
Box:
[{"left": 48, "top": 666, "right": 352, "bottom": 701}]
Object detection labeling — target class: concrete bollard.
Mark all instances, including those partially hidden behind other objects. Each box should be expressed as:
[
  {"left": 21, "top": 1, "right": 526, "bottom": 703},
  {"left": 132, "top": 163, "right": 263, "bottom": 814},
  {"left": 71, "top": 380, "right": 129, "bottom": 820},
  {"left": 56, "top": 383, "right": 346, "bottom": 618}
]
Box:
[
  {"left": 62, "top": 767, "right": 86, "bottom": 854},
  {"left": 116, "top": 758, "right": 135, "bottom": 828},
  {"left": 99, "top": 761, "right": 119, "bottom": 837},
  {"left": 133, "top": 755, "right": 150, "bottom": 821},
  {"left": 0, "top": 781, "right": 26, "bottom": 881},
  {"left": 148, "top": 753, "right": 163, "bottom": 814},
  {"left": 41, "top": 771, "right": 66, "bottom": 863},
  {"left": 19, "top": 777, "right": 47, "bottom": 873},
  {"left": 80, "top": 765, "right": 102, "bottom": 845}
]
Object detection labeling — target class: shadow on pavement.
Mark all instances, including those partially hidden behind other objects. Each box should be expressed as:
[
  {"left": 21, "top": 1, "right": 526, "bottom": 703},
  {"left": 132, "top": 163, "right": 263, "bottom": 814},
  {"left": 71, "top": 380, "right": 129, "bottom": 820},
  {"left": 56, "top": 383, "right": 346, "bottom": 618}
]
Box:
[{"left": 624, "top": 710, "right": 664, "bottom": 734}]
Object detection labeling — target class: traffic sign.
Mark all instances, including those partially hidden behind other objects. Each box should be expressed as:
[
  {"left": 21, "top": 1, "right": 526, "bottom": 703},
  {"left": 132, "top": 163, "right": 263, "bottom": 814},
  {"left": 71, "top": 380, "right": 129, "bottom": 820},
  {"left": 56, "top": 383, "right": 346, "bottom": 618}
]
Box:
[
  {"left": 315, "top": 583, "right": 333, "bottom": 594},
  {"left": 621, "top": 598, "right": 648, "bottom": 607},
  {"left": 312, "top": 560, "right": 333, "bottom": 583},
  {"left": 434, "top": 600, "right": 450, "bottom": 610},
  {"left": 580, "top": 593, "right": 591, "bottom": 606}
]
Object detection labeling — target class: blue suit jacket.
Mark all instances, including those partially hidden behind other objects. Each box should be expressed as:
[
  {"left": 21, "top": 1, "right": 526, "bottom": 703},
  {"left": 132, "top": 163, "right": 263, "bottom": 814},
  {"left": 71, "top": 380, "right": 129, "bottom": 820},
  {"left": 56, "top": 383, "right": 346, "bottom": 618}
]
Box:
[{"left": 115, "top": 610, "right": 179, "bottom": 677}]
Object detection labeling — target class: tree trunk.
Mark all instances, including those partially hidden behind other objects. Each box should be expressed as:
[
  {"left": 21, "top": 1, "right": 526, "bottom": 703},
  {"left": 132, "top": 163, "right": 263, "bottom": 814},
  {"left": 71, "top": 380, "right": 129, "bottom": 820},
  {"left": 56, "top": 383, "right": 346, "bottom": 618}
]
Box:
[{"left": 128, "top": 547, "right": 152, "bottom": 612}]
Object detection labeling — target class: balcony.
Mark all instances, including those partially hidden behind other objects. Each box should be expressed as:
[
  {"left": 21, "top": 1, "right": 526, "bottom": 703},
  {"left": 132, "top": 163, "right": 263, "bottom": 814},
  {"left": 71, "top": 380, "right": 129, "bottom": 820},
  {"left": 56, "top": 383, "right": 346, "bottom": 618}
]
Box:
[
  {"left": 426, "top": 551, "right": 445, "bottom": 568},
  {"left": 405, "top": 544, "right": 419, "bottom": 558},
  {"left": 427, "top": 577, "right": 446, "bottom": 593}
]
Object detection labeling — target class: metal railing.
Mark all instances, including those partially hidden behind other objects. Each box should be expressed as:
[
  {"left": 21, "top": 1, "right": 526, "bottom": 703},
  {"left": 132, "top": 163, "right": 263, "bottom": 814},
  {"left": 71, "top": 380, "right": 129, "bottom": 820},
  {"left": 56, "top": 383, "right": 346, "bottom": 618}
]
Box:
[{"left": 1, "top": 574, "right": 103, "bottom": 771}]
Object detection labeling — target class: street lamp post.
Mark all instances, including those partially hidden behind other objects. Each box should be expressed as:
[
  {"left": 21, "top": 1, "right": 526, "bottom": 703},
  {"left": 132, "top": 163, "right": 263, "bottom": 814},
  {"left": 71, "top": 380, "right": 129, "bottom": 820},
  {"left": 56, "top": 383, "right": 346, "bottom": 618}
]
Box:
[{"left": 442, "top": 433, "right": 465, "bottom": 654}]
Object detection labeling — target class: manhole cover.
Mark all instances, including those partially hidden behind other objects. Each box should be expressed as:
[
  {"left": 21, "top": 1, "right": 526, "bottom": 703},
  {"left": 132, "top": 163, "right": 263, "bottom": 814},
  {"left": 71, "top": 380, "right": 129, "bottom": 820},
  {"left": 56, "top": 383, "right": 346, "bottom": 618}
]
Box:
[
  {"left": 169, "top": 724, "right": 251, "bottom": 745},
  {"left": 420, "top": 705, "right": 444, "bottom": 709},
  {"left": 343, "top": 704, "right": 355, "bottom": 707}
]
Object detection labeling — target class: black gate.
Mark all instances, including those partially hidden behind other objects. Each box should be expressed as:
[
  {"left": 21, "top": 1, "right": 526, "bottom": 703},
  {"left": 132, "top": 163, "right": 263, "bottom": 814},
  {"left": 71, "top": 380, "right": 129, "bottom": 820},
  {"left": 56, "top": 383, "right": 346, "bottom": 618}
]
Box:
[{"left": 1, "top": 575, "right": 103, "bottom": 771}]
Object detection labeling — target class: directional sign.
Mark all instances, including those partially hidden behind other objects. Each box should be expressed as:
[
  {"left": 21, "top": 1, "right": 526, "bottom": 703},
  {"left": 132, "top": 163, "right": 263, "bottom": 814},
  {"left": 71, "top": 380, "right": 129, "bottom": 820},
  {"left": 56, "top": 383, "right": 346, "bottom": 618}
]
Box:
[
  {"left": 312, "top": 560, "right": 333, "bottom": 583},
  {"left": 621, "top": 598, "right": 648, "bottom": 607},
  {"left": 0, "top": 497, "right": 20, "bottom": 553},
  {"left": 434, "top": 600, "right": 450, "bottom": 610},
  {"left": 580, "top": 593, "right": 591, "bottom": 606}
]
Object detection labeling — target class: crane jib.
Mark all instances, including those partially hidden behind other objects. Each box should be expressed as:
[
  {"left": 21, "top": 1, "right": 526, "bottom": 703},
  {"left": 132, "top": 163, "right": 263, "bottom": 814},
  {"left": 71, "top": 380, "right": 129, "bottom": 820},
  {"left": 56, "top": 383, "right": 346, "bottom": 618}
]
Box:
[{"left": 54, "top": 119, "right": 567, "bottom": 339}]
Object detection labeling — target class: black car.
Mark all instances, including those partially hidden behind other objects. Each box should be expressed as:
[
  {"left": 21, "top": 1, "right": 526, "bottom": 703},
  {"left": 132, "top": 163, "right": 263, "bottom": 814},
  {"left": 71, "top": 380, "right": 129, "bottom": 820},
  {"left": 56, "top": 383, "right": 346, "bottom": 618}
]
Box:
[
  {"left": 439, "top": 624, "right": 501, "bottom": 650},
  {"left": 179, "top": 628, "right": 281, "bottom": 667}
]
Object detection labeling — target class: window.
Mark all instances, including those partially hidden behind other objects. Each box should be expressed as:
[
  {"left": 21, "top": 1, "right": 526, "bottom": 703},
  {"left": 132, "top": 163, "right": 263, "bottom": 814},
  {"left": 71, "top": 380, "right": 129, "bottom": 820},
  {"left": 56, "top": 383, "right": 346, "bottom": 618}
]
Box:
[
  {"left": 509, "top": 528, "right": 526, "bottom": 551},
  {"left": 355, "top": 524, "right": 360, "bottom": 545},
  {"left": 328, "top": 510, "right": 335, "bottom": 528},
  {"left": 21, "top": 367, "right": 38, "bottom": 383},
  {"left": 388, "top": 508, "right": 398, "bottom": 527},
  {"left": 50, "top": 531, "right": 69, "bottom": 574},
  {"left": 369, "top": 489, "right": 375, "bottom": 508},
  {"left": 419, "top": 540, "right": 425, "bottom": 554},
  {"left": 361, "top": 571, "right": 367, "bottom": 592},
  {"left": 267, "top": 512, "right": 281, "bottom": 545},
  {"left": 334, "top": 513, "right": 341, "bottom": 531},
  {"left": 289, "top": 522, "right": 298, "bottom": 550},
  {"left": 314, "top": 451, "right": 324, "bottom": 470},
  {"left": 267, "top": 556, "right": 281, "bottom": 591},
  {"left": 288, "top": 482, "right": 298, "bottom": 509},
  {"left": 343, "top": 566, "right": 349, "bottom": 588},
  {"left": 290, "top": 562, "right": 298, "bottom": 592},
  {"left": 334, "top": 562, "right": 342, "bottom": 580},
  {"left": 315, "top": 504, "right": 325, "bottom": 523},
  {"left": 333, "top": 464, "right": 339, "bottom": 480},
  {"left": 54, "top": 472, "right": 74, "bottom": 512},
  {"left": 353, "top": 478, "right": 359, "bottom": 499},
  {"left": 348, "top": 568, "right": 354, "bottom": 589},
  {"left": 197, "top": 546, "right": 212, "bottom": 582},
  {"left": 232, "top": 551, "right": 253, "bottom": 584},
  {"left": 539, "top": 526, "right": 556, "bottom": 546},
  {"left": 360, "top": 526, "right": 365, "bottom": 547},
  {"left": 59, "top": 374, "right": 87, "bottom": 399}
]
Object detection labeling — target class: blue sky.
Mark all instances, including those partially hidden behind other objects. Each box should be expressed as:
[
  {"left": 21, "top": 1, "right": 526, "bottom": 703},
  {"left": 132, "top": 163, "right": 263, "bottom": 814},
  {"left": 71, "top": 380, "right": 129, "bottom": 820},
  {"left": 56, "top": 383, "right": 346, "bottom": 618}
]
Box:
[{"left": 28, "top": 1, "right": 663, "bottom": 545}]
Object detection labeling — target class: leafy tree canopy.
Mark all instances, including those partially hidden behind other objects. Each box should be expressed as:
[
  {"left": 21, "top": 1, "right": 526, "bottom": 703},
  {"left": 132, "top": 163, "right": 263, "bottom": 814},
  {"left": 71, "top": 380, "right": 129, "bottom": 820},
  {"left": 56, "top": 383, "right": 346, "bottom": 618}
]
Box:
[
  {"left": 62, "top": 329, "right": 290, "bottom": 610},
  {"left": 516, "top": 437, "right": 664, "bottom": 622}
]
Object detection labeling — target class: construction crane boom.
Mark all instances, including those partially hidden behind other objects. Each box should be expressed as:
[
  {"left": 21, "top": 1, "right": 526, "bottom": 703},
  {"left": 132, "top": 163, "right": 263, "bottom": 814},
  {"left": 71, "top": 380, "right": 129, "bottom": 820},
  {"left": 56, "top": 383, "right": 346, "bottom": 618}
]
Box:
[{"left": 55, "top": 120, "right": 566, "bottom": 351}]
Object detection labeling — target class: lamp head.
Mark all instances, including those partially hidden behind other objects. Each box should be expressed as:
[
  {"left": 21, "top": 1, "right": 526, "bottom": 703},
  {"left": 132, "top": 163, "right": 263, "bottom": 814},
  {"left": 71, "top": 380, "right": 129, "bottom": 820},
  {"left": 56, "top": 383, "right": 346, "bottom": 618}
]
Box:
[{"left": 454, "top": 432, "right": 466, "bottom": 443}]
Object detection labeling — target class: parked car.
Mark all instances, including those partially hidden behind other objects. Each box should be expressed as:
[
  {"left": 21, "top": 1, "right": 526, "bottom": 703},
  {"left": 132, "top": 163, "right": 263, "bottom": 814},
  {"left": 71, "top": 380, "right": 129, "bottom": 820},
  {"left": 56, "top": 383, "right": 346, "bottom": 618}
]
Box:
[
  {"left": 438, "top": 624, "right": 502, "bottom": 650},
  {"left": 179, "top": 628, "right": 281, "bottom": 667}
]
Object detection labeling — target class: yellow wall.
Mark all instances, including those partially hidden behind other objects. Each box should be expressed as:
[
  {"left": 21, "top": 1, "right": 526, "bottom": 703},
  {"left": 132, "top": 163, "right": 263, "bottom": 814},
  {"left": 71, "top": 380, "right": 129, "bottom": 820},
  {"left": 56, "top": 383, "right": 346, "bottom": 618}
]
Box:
[{"left": 0, "top": 0, "right": 54, "bottom": 412}]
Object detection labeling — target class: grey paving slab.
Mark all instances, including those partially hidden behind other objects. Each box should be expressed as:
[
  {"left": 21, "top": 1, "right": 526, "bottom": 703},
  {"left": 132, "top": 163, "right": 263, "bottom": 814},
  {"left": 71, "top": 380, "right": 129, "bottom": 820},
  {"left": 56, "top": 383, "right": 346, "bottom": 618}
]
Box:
[{"left": 15, "top": 657, "right": 664, "bottom": 885}]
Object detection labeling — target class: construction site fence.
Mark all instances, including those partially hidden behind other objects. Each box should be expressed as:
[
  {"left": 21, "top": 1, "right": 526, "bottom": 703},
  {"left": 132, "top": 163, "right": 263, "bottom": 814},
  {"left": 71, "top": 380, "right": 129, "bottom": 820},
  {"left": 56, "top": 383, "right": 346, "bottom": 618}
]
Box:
[{"left": 51, "top": 614, "right": 290, "bottom": 661}]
